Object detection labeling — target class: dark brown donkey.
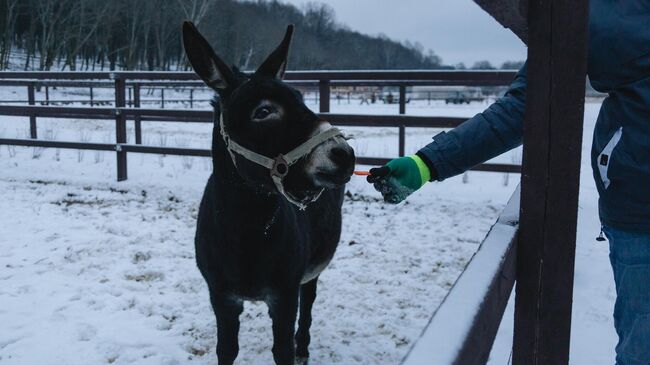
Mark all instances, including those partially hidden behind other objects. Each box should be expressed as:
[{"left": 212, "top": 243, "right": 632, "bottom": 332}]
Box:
[{"left": 183, "top": 22, "right": 355, "bottom": 365}]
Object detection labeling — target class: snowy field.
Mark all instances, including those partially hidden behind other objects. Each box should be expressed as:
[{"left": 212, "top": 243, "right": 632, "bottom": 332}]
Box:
[{"left": 0, "top": 88, "right": 615, "bottom": 365}]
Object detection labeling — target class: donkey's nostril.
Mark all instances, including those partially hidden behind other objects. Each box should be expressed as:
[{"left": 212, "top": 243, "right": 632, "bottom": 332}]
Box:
[{"left": 329, "top": 146, "right": 354, "bottom": 165}]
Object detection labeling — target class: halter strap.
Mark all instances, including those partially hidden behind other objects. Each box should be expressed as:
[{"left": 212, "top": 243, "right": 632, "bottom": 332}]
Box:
[{"left": 219, "top": 114, "right": 344, "bottom": 210}]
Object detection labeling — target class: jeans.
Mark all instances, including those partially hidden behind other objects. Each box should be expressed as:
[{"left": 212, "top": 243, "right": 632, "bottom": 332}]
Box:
[{"left": 605, "top": 226, "right": 650, "bottom": 365}]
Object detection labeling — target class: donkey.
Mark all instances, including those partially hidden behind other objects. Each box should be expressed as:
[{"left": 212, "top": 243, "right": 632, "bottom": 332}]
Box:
[{"left": 182, "top": 22, "right": 355, "bottom": 365}]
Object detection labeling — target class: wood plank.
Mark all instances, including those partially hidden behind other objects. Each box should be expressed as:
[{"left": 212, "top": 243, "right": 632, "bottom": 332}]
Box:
[
  {"left": 0, "top": 70, "right": 518, "bottom": 84},
  {"left": 324, "top": 114, "right": 465, "bottom": 128},
  {"left": 0, "top": 105, "right": 115, "bottom": 118},
  {"left": 27, "top": 83, "right": 37, "bottom": 139},
  {"left": 0, "top": 79, "right": 517, "bottom": 88},
  {"left": 115, "top": 78, "right": 128, "bottom": 181},
  {"left": 0, "top": 138, "right": 115, "bottom": 151},
  {"left": 319, "top": 80, "right": 330, "bottom": 113},
  {"left": 134, "top": 84, "right": 142, "bottom": 144},
  {"left": 120, "top": 144, "right": 211, "bottom": 157},
  {"left": 513, "top": 0, "right": 589, "bottom": 363}
]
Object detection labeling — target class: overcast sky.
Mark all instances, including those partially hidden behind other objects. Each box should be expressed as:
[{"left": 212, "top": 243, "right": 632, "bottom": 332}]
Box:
[{"left": 281, "top": 0, "right": 527, "bottom": 67}]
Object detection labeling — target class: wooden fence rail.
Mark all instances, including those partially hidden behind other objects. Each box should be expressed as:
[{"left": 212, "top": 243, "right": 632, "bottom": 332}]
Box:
[{"left": 0, "top": 70, "right": 520, "bottom": 181}]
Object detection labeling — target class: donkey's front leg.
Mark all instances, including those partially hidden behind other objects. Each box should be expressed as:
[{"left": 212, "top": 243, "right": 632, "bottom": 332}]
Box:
[
  {"left": 268, "top": 288, "right": 300, "bottom": 365},
  {"left": 295, "top": 278, "right": 318, "bottom": 364},
  {"left": 211, "top": 294, "right": 244, "bottom": 365}
]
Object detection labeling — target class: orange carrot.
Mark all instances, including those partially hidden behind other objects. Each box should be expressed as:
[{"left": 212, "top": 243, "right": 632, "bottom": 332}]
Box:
[{"left": 353, "top": 171, "right": 371, "bottom": 176}]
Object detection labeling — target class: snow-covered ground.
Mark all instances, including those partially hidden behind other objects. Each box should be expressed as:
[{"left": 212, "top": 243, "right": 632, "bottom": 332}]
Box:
[{"left": 0, "top": 87, "right": 614, "bottom": 365}]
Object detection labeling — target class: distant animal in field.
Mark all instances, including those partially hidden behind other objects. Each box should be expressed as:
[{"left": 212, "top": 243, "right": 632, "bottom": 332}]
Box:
[{"left": 183, "top": 21, "right": 355, "bottom": 365}]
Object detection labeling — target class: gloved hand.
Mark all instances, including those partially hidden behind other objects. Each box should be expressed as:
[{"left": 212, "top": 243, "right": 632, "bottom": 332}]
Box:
[{"left": 367, "top": 155, "right": 431, "bottom": 204}]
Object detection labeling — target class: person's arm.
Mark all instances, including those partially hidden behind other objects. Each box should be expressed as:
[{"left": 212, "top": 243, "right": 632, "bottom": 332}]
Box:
[
  {"left": 417, "top": 63, "right": 527, "bottom": 181},
  {"left": 368, "top": 63, "right": 527, "bottom": 203}
]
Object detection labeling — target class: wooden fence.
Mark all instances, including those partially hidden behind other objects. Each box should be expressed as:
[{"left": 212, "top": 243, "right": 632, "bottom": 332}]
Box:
[
  {"left": 0, "top": 26, "right": 590, "bottom": 361},
  {"left": 0, "top": 15, "right": 591, "bottom": 360},
  {"left": 0, "top": 70, "right": 520, "bottom": 181}
]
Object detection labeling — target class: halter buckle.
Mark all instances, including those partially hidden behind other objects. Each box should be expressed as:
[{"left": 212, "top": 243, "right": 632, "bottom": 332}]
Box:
[{"left": 271, "top": 155, "right": 290, "bottom": 178}]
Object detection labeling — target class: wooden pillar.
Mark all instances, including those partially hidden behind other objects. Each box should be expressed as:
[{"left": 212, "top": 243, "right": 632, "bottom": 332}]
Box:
[
  {"left": 114, "top": 78, "right": 128, "bottom": 181},
  {"left": 27, "top": 83, "right": 37, "bottom": 139},
  {"left": 134, "top": 84, "right": 142, "bottom": 145},
  {"left": 513, "top": 0, "right": 589, "bottom": 364},
  {"left": 398, "top": 85, "right": 406, "bottom": 156},
  {"left": 319, "top": 80, "right": 330, "bottom": 113},
  {"left": 160, "top": 88, "right": 165, "bottom": 108}
]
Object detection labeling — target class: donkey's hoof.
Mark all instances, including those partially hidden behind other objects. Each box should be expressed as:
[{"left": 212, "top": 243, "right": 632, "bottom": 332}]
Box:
[{"left": 295, "top": 356, "right": 309, "bottom": 365}]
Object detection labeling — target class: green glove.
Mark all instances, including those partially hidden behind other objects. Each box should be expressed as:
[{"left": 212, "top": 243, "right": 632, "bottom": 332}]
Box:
[{"left": 367, "top": 155, "right": 431, "bottom": 204}]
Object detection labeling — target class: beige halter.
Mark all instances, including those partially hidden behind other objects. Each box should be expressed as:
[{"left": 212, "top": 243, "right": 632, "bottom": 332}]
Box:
[{"left": 219, "top": 114, "right": 344, "bottom": 210}]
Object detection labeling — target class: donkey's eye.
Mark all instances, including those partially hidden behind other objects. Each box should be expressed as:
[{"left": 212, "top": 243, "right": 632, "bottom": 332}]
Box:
[{"left": 253, "top": 106, "right": 277, "bottom": 121}]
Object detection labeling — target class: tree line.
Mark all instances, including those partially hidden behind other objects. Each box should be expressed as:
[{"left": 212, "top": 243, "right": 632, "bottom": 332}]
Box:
[
  {"left": 463, "top": 60, "right": 525, "bottom": 70},
  {"left": 0, "top": 0, "right": 450, "bottom": 71}
]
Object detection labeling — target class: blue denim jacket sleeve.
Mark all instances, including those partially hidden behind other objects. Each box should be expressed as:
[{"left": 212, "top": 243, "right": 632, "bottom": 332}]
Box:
[{"left": 417, "top": 63, "right": 527, "bottom": 181}]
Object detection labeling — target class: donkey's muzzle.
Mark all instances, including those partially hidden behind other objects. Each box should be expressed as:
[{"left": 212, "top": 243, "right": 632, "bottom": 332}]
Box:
[
  {"left": 329, "top": 146, "right": 355, "bottom": 168},
  {"left": 315, "top": 142, "right": 355, "bottom": 187}
]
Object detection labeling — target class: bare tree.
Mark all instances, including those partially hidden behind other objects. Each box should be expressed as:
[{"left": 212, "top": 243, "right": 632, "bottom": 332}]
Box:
[
  {"left": 36, "top": 0, "right": 76, "bottom": 70},
  {"left": 0, "top": 0, "right": 20, "bottom": 69},
  {"left": 303, "top": 2, "right": 336, "bottom": 36},
  {"left": 5, "top": 0, "right": 444, "bottom": 72},
  {"left": 174, "top": 0, "right": 216, "bottom": 69},
  {"left": 472, "top": 60, "right": 496, "bottom": 70},
  {"left": 175, "top": 0, "right": 216, "bottom": 26},
  {"left": 62, "top": 0, "right": 111, "bottom": 70},
  {"left": 124, "top": 1, "right": 145, "bottom": 69}
]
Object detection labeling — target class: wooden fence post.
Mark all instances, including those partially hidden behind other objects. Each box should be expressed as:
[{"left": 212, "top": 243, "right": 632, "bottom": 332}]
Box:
[
  {"left": 513, "top": 0, "right": 589, "bottom": 364},
  {"left": 398, "top": 85, "right": 406, "bottom": 156},
  {"left": 319, "top": 80, "right": 330, "bottom": 113},
  {"left": 189, "top": 88, "right": 194, "bottom": 108},
  {"left": 134, "top": 83, "right": 142, "bottom": 145},
  {"left": 114, "top": 77, "right": 128, "bottom": 181},
  {"left": 45, "top": 85, "right": 49, "bottom": 105},
  {"left": 89, "top": 86, "right": 94, "bottom": 106},
  {"left": 161, "top": 88, "right": 165, "bottom": 108},
  {"left": 27, "top": 83, "right": 37, "bottom": 139}
]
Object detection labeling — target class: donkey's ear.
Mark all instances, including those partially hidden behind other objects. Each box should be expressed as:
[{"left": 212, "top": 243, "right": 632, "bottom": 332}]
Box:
[
  {"left": 183, "top": 21, "right": 237, "bottom": 91},
  {"left": 255, "top": 25, "right": 294, "bottom": 80}
]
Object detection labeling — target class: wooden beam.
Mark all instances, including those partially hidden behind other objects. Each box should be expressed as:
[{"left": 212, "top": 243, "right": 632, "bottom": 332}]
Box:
[
  {"left": 27, "top": 83, "right": 37, "bottom": 139},
  {"left": 319, "top": 80, "right": 330, "bottom": 113},
  {"left": 115, "top": 78, "right": 128, "bottom": 181},
  {"left": 513, "top": 0, "right": 589, "bottom": 364}
]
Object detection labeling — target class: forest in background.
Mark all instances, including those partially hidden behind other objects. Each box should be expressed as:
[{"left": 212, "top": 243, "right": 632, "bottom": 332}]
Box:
[{"left": 0, "top": 0, "right": 523, "bottom": 71}]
